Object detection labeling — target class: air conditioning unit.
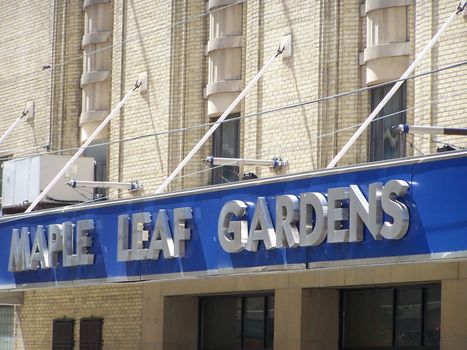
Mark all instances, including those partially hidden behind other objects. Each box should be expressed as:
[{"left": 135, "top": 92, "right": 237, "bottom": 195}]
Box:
[{"left": 1, "top": 155, "right": 95, "bottom": 213}]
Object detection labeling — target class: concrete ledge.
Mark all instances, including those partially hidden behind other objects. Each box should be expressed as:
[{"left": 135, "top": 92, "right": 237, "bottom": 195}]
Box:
[
  {"left": 82, "top": 31, "right": 112, "bottom": 47},
  {"left": 205, "top": 79, "right": 242, "bottom": 97},
  {"left": 80, "top": 70, "right": 110, "bottom": 86},
  {"left": 83, "top": 0, "right": 110, "bottom": 10},
  {"left": 364, "top": 42, "right": 410, "bottom": 62},
  {"left": 80, "top": 110, "right": 109, "bottom": 125},
  {"left": 208, "top": 0, "right": 238, "bottom": 11},
  {"left": 365, "top": 0, "right": 410, "bottom": 13},
  {"left": 207, "top": 36, "right": 242, "bottom": 54},
  {"left": 0, "top": 291, "right": 23, "bottom": 305},
  {"left": 207, "top": 92, "right": 241, "bottom": 117},
  {"left": 366, "top": 55, "right": 409, "bottom": 85}
]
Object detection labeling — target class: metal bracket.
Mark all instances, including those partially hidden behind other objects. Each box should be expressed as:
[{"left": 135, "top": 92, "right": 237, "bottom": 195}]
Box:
[
  {"left": 205, "top": 156, "right": 288, "bottom": 170},
  {"left": 279, "top": 34, "right": 293, "bottom": 58},
  {"left": 24, "top": 101, "right": 34, "bottom": 120},
  {"left": 137, "top": 72, "right": 148, "bottom": 93},
  {"left": 457, "top": 1, "right": 467, "bottom": 14},
  {"left": 68, "top": 180, "right": 143, "bottom": 191}
]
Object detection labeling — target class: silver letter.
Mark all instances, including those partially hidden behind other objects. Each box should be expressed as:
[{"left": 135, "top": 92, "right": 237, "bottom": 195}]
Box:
[
  {"left": 349, "top": 184, "right": 383, "bottom": 242},
  {"left": 148, "top": 210, "right": 175, "bottom": 259},
  {"left": 132, "top": 213, "right": 151, "bottom": 260},
  {"left": 327, "top": 188, "right": 350, "bottom": 243},
  {"left": 29, "top": 225, "right": 50, "bottom": 270},
  {"left": 299, "top": 192, "right": 328, "bottom": 246},
  {"left": 218, "top": 200, "right": 248, "bottom": 253},
  {"left": 47, "top": 224, "right": 62, "bottom": 267},
  {"left": 8, "top": 228, "right": 31, "bottom": 272},
  {"left": 76, "top": 220, "right": 94, "bottom": 265},
  {"left": 381, "top": 180, "right": 410, "bottom": 240},
  {"left": 174, "top": 207, "right": 192, "bottom": 257},
  {"left": 246, "top": 197, "right": 277, "bottom": 251},
  {"left": 275, "top": 195, "right": 300, "bottom": 248},
  {"left": 117, "top": 215, "right": 131, "bottom": 261},
  {"left": 62, "top": 222, "right": 76, "bottom": 267}
]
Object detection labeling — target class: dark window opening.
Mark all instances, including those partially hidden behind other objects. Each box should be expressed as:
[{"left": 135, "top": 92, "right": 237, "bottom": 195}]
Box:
[
  {"left": 52, "top": 318, "right": 74, "bottom": 350},
  {"left": 79, "top": 317, "right": 103, "bottom": 350},
  {"left": 83, "top": 141, "right": 108, "bottom": 199},
  {"left": 211, "top": 115, "right": 240, "bottom": 185},
  {"left": 340, "top": 284, "right": 440, "bottom": 350},
  {"left": 0, "top": 306, "right": 14, "bottom": 349},
  {"left": 199, "top": 294, "right": 274, "bottom": 350},
  {"left": 370, "top": 83, "right": 407, "bottom": 162},
  {"left": 0, "top": 156, "right": 11, "bottom": 200}
]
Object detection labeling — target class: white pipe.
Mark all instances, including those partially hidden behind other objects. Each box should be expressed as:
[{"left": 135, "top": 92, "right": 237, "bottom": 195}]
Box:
[
  {"left": 396, "top": 124, "right": 444, "bottom": 135},
  {"left": 25, "top": 83, "right": 140, "bottom": 213},
  {"left": 0, "top": 113, "right": 26, "bottom": 146},
  {"left": 326, "top": 8, "right": 461, "bottom": 169},
  {"left": 156, "top": 50, "right": 282, "bottom": 194},
  {"left": 396, "top": 124, "right": 467, "bottom": 136},
  {"left": 206, "top": 156, "right": 276, "bottom": 167},
  {"left": 68, "top": 180, "right": 142, "bottom": 190}
]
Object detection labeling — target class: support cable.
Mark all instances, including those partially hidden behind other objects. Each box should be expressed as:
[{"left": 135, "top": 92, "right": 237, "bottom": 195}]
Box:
[
  {"left": 0, "top": 0, "right": 248, "bottom": 88},
  {"left": 0, "top": 111, "right": 28, "bottom": 147},
  {"left": 326, "top": 4, "right": 464, "bottom": 169},
  {"left": 0, "top": 80, "right": 464, "bottom": 164},
  {"left": 412, "top": 133, "right": 466, "bottom": 151},
  {"left": 155, "top": 47, "right": 284, "bottom": 194},
  {"left": 3, "top": 89, "right": 462, "bottom": 223},
  {"left": 24, "top": 81, "right": 141, "bottom": 213}
]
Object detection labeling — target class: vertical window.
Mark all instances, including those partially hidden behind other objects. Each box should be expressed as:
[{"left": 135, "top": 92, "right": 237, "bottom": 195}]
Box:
[
  {"left": 0, "top": 157, "right": 10, "bottom": 201},
  {"left": 52, "top": 318, "right": 74, "bottom": 350},
  {"left": 370, "top": 83, "right": 406, "bottom": 161},
  {"left": 211, "top": 116, "right": 240, "bottom": 184},
  {"left": 341, "top": 285, "right": 441, "bottom": 349},
  {"left": 0, "top": 306, "right": 14, "bottom": 350},
  {"left": 200, "top": 295, "right": 274, "bottom": 350},
  {"left": 79, "top": 318, "right": 103, "bottom": 350},
  {"left": 83, "top": 141, "right": 108, "bottom": 199}
]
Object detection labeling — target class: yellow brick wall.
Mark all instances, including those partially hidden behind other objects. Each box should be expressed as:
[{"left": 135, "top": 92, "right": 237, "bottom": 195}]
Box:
[
  {"left": 0, "top": 2, "right": 52, "bottom": 159},
  {"left": 1, "top": 1, "right": 465, "bottom": 197},
  {"left": 0, "top": 3, "right": 465, "bottom": 350},
  {"left": 0, "top": 1, "right": 82, "bottom": 161},
  {"left": 413, "top": 1, "right": 467, "bottom": 153},
  {"left": 15, "top": 284, "right": 142, "bottom": 350},
  {"left": 108, "top": 0, "right": 208, "bottom": 197}
]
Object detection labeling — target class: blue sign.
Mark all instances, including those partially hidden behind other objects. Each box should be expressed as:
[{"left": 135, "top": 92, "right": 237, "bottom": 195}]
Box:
[{"left": 0, "top": 152, "right": 466, "bottom": 289}]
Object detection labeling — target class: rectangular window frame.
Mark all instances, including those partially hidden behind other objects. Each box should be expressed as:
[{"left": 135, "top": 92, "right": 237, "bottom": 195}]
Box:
[
  {"left": 0, "top": 306, "right": 14, "bottom": 350},
  {"left": 52, "top": 318, "right": 75, "bottom": 350},
  {"left": 369, "top": 83, "right": 407, "bottom": 162},
  {"left": 79, "top": 317, "right": 103, "bottom": 350},
  {"left": 198, "top": 293, "right": 274, "bottom": 350},
  {"left": 83, "top": 141, "right": 109, "bottom": 200},
  {"left": 211, "top": 114, "right": 240, "bottom": 185},
  {"left": 339, "top": 284, "right": 440, "bottom": 350},
  {"left": 0, "top": 155, "right": 12, "bottom": 203}
]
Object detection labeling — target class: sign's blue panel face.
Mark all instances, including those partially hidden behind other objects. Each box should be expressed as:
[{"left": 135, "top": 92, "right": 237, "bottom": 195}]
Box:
[{"left": 0, "top": 154, "right": 466, "bottom": 288}]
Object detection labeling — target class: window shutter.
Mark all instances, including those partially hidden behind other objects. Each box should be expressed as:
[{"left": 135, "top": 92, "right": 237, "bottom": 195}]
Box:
[
  {"left": 52, "top": 319, "right": 74, "bottom": 350},
  {"left": 79, "top": 318, "right": 103, "bottom": 350}
]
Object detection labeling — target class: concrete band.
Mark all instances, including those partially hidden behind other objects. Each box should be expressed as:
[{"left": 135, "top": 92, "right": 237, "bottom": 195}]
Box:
[
  {"left": 80, "top": 71, "right": 111, "bottom": 87},
  {"left": 79, "top": 110, "right": 110, "bottom": 126},
  {"left": 83, "top": 0, "right": 111, "bottom": 10},
  {"left": 208, "top": 0, "right": 239, "bottom": 11},
  {"left": 364, "top": 42, "right": 410, "bottom": 62},
  {"left": 205, "top": 80, "right": 242, "bottom": 97},
  {"left": 365, "top": 0, "right": 410, "bottom": 13},
  {"left": 207, "top": 36, "right": 243, "bottom": 54},
  {"left": 82, "top": 31, "right": 112, "bottom": 47}
]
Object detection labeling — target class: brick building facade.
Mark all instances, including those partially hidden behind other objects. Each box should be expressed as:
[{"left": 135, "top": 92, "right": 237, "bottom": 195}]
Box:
[{"left": 0, "top": 1, "right": 466, "bottom": 349}]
